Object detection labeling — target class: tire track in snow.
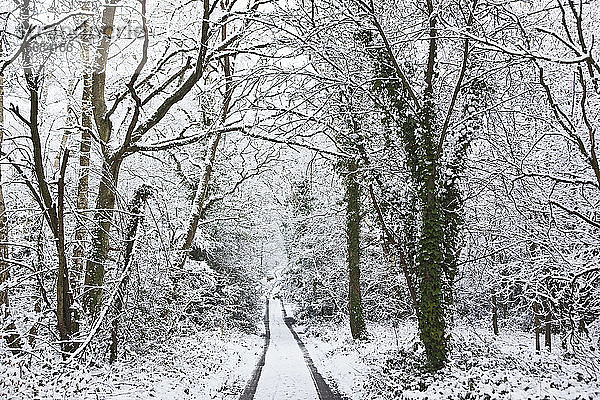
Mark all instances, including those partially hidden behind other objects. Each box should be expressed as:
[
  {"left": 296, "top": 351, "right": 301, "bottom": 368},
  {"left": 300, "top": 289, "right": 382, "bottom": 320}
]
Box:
[
  {"left": 240, "top": 298, "right": 344, "bottom": 400},
  {"left": 239, "top": 298, "right": 270, "bottom": 400},
  {"left": 280, "top": 299, "right": 344, "bottom": 400}
]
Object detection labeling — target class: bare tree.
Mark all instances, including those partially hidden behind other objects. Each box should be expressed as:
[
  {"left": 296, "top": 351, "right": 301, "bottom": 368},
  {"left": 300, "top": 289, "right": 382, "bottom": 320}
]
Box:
[
  {"left": 0, "top": 31, "right": 21, "bottom": 352},
  {"left": 83, "top": 0, "right": 223, "bottom": 314},
  {"left": 6, "top": 0, "right": 79, "bottom": 353}
]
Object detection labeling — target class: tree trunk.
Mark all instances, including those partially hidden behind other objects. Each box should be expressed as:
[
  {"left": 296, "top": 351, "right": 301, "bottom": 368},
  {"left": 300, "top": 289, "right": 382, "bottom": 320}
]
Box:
[
  {"left": 492, "top": 290, "right": 499, "bottom": 335},
  {"left": 177, "top": 132, "right": 222, "bottom": 269},
  {"left": 0, "top": 43, "right": 21, "bottom": 352},
  {"left": 545, "top": 310, "right": 551, "bottom": 350},
  {"left": 84, "top": 159, "right": 121, "bottom": 315},
  {"left": 18, "top": 0, "right": 78, "bottom": 354},
  {"left": 53, "top": 79, "right": 75, "bottom": 170},
  {"left": 417, "top": 179, "right": 446, "bottom": 370},
  {"left": 177, "top": 3, "right": 232, "bottom": 269},
  {"left": 416, "top": 0, "right": 449, "bottom": 372},
  {"left": 417, "top": 97, "right": 447, "bottom": 371},
  {"left": 82, "top": 2, "right": 117, "bottom": 316},
  {"left": 345, "top": 159, "right": 366, "bottom": 340},
  {"left": 56, "top": 149, "right": 77, "bottom": 354},
  {"left": 110, "top": 185, "right": 151, "bottom": 363},
  {"left": 534, "top": 301, "right": 541, "bottom": 351},
  {"left": 72, "top": 6, "right": 93, "bottom": 296}
]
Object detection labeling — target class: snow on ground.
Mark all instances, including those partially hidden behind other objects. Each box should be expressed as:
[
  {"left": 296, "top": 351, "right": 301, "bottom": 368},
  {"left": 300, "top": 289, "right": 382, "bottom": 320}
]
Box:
[
  {"left": 0, "top": 329, "right": 263, "bottom": 400},
  {"left": 254, "top": 297, "right": 319, "bottom": 400},
  {"left": 302, "top": 319, "right": 600, "bottom": 400}
]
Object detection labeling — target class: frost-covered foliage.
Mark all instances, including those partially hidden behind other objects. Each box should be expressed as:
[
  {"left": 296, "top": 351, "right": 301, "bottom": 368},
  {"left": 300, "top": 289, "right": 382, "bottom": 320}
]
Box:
[
  {"left": 0, "top": 329, "right": 262, "bottom": 399},
  {"left": 304, "top": 320, "right": 600, "bottom": 400}
]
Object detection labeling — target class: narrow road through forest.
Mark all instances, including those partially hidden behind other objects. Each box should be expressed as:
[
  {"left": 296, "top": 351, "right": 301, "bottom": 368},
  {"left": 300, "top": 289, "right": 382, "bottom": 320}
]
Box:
[{"left": 239, "top": 297, "right": 342, "bottom": 400}]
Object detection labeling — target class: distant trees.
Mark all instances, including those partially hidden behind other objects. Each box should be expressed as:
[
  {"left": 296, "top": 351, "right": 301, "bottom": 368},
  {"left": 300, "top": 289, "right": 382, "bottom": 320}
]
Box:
[
  {"left": 268, "top": 0, "right": 529, "bottom": 371},
  {"left": 260, "top": 0, "right": 473, "bottom": 368},
  {"left": 529, "top": 0, "right": 600, "bottom": 346},
  {"left": 281, "top": 175, "right": 346, "bottom": 320}
]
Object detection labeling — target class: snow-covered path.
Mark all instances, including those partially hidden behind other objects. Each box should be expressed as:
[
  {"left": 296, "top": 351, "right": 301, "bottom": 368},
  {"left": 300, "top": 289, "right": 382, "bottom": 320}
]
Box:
[{"left": 252, "top": 297, "right": 319, "bottom": 400}]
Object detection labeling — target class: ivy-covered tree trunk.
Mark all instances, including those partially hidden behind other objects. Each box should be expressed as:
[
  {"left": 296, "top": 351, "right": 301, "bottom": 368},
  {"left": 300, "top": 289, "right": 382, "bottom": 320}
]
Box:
[
  {"left": 345, "top": 158, "right": 366, "bottom": 339},
  {"left": 363, "top": 0, "right": 478, "bottom": 369},
  {"left": 416, "top": 99, "right": 448, "bottom": 370}
]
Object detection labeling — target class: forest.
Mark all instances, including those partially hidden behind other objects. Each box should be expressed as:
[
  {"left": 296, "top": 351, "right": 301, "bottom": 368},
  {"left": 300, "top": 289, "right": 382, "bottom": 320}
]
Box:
[{"left": 0, "top": 0, "right": 599, "bottom": 399}]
